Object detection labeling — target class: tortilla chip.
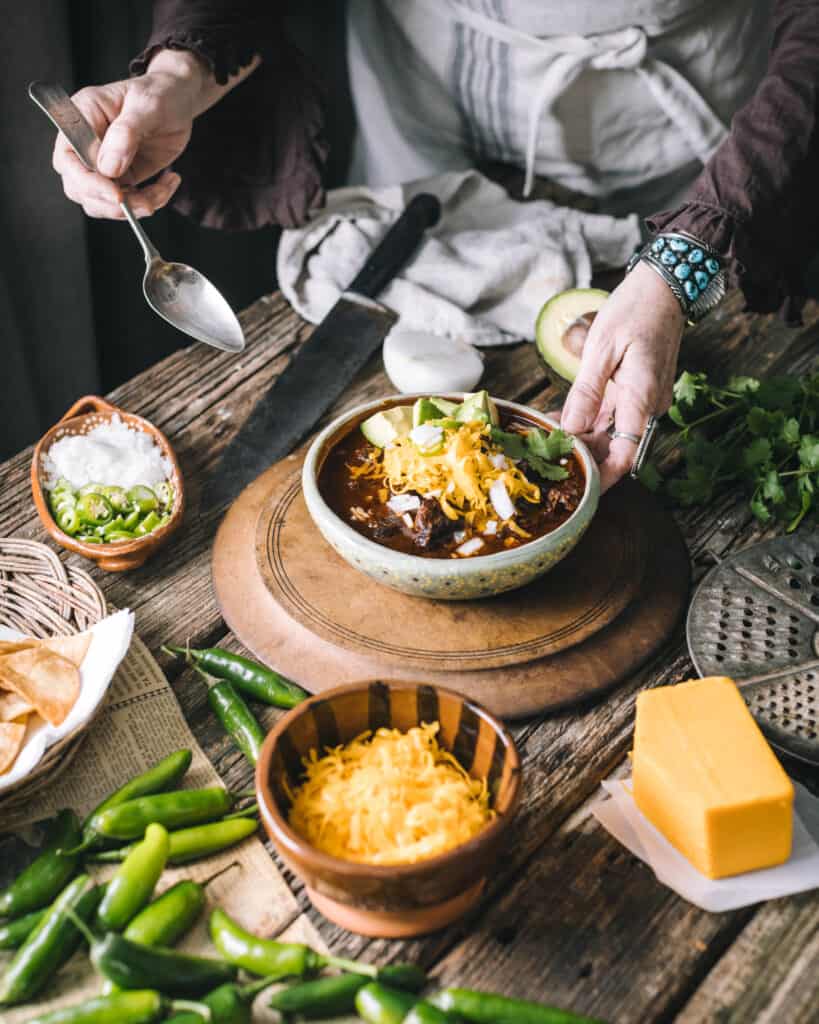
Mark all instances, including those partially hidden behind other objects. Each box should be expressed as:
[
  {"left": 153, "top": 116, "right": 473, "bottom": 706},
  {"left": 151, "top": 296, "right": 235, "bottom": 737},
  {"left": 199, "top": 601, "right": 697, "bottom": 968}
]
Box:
[
  {"left": 0, "top": 649, "right": 80, "bottom": 726},
  {"left": 0, "top": 691, "right": 33, "bottom": 721},
  {"left": 38, "top": 633, "right": 92, "bottom": 668},
  {"left": 0, "top": 721, "right": 27, "bottom": 773},
  {"left": 0, "top": 640, "right": 36, "bottom": 656}
]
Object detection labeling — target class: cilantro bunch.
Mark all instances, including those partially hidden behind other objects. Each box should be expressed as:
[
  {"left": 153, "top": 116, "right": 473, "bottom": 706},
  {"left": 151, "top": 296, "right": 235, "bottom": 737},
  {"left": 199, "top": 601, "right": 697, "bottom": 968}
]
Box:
[
  {"left": 490, "top": 426, "right": 575, "bottom": 481},
  {"left": 645, "top": 370, "right": 819, "bottom": 531}
]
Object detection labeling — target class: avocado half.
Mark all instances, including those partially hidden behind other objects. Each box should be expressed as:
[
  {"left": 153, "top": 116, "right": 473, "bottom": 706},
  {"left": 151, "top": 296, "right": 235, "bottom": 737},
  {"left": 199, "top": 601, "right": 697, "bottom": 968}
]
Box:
[{"left": 535, "top": 288, "right": 609, "bottom": 383}]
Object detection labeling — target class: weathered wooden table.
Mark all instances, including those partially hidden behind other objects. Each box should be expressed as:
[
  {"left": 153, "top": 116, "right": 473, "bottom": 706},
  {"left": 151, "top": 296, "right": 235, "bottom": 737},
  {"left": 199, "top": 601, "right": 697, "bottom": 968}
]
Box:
[{"left": 1, "top": 289, "right": 818, "bottom": 1023}]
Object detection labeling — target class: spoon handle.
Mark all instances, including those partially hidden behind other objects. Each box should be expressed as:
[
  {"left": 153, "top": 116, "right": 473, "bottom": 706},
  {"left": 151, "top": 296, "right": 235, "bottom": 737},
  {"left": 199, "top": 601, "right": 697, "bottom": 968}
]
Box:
[
  {"left": 28, "top": 81, "right": 161, "bottom": 264},
  {"left": 29, "top": 81, "right": 101, "bottom": 171}
]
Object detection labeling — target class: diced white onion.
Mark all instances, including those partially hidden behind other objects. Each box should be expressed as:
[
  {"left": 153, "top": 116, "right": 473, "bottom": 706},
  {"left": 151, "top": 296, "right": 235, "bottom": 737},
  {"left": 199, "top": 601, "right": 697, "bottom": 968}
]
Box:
[
  {"left": 453, "top": 530, "right": 467, "bottom": 544},
  {"left": 456, "top": 537, "right": 485, "bottom": 556},
  {"left": 401, "top": 513, "right": 414, "bottom": 529},
  {"left": 489, "top": 453, "right": 507, "bottom": 469},
  {"left": 489, "top": 480, "right": 516, "bottom": 520},
  {"left": 424, "top": 489, "right": 441, "bottom": 498},
  {"left": 387, "top": 493, "right": 421, "bottom": 514},
  {"left": 483, "top": 520, "right": 498, "bottom": 535},
  {"left": 409, "top": 424, "right": 444, "bottom": 449}
]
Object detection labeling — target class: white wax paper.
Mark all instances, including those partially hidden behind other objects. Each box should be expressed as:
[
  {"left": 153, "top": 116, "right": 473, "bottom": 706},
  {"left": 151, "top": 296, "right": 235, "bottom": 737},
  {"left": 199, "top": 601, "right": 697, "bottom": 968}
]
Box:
[
  {"left": 0, "top": 609, "right": 134, "bottom": 793},
  {"left": 591, "top": 775, "right": 819, "bottom": 912}
]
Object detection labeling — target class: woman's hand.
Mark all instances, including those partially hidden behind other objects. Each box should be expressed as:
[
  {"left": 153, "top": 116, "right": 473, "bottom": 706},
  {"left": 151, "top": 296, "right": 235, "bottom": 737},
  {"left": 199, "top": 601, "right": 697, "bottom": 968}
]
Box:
[
  {"left": 51, "top": 50, "right": 212, "bottom": 219},
  {"left": 560, "top": 261, "right": 685, "bottom": 492},
  {"left": 51, "top": 49, "right": 260, "bottom": 220}
]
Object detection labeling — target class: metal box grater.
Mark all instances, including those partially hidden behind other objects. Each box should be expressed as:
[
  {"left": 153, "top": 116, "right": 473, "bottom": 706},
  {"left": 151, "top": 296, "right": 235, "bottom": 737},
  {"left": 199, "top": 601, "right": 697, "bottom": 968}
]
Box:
[{"left": 687, "top": 532, "right": 819, "bottom": 767}]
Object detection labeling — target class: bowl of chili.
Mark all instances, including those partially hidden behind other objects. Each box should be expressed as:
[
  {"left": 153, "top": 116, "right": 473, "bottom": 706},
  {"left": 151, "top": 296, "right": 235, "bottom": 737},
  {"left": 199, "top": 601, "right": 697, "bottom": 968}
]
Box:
[
  {"left": 31, "top": 395, "right": 185, "bottom": 572},
  {"left": 302, "top": 393, "right": 599, "bottom": 599},
  {"left": 256, "top": 679, "right": 522, "bottom": 938}
]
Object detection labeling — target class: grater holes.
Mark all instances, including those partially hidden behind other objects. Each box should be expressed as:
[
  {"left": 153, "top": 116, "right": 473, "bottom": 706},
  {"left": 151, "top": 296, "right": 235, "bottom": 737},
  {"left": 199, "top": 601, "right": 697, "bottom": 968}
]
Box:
[
  {"left": 790, "top": 614, "right": 800, "bottom": 623},
  {"left": 715, "top": 654, "right": 725, "bottom": 663},
  {"left": 811, "top": 575, "right": 819, "bottom": 587},
  {"left": 812, "top": 595, "right": 819, "bottom": 607},
  {"left": 814, "top": 554, "right": 819, "bottom": 567},
  {"left": 789, "top": 577, "right": 802, "bottom": 590},
  {"left": 787, "top": 556, "right": 803, "bottom": 570}
]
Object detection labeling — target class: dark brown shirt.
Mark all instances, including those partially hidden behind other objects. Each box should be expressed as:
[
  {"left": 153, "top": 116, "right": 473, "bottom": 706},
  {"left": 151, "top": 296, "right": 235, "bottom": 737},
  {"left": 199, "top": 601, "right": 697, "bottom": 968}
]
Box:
[{"left": 132, "top": 0, "right": 819, "bottom": 315}]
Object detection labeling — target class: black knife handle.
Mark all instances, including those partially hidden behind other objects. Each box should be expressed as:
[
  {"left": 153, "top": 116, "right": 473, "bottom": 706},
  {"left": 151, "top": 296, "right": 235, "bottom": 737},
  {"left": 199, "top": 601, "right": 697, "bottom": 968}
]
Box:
[{"left": 346, "top": 192, "right": 441, "bottom": 299}]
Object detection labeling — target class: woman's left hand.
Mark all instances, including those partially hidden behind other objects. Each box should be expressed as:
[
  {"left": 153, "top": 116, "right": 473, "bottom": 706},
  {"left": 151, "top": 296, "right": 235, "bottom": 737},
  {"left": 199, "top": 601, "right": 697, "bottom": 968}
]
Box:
[{"left": 560, "top": 261, "right": 685, "bottom": 492}]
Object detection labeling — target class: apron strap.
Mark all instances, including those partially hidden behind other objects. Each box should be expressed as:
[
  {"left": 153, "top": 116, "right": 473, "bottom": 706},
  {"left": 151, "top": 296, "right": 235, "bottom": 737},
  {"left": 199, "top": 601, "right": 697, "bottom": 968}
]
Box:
[{"left": 434, "top": 0, "right": 729, "bottom": 196}]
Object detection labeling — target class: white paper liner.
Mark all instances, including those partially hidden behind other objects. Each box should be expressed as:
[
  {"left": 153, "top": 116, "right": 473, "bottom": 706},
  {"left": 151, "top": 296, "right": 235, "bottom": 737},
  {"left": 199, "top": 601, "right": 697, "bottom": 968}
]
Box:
[
  {"left": 0, "top": 609, "right": 134, "bottom": 792},
  {"left": 591, "top": 775, "right": 819, "bottom": 912}
]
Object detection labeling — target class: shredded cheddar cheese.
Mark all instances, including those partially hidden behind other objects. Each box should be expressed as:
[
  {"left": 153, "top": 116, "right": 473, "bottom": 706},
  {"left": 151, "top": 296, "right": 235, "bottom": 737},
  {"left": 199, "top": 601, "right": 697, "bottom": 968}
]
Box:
[
  {"left": 350, "top": 422, "right": 540, "bottom": 533},
  {"left": 286, "top": 722, "right": 494, "bottom": 865}
]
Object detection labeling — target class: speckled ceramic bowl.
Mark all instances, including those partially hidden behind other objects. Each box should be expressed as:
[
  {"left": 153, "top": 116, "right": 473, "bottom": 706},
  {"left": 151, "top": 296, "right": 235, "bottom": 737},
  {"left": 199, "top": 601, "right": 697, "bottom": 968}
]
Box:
[{"left": 302, "top": 394, "right": 599, "bottom": 600}]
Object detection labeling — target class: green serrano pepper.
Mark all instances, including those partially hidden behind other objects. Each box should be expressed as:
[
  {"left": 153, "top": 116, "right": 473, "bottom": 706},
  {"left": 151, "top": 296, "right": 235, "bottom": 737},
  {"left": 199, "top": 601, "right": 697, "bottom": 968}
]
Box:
[
  {"left": 404, "top": 1004, "right": 452, "bottom": 1024},
  {"left": 269, "top": 965, "right": 426, "bottom": 1019},
  {"left": 163, "top": 976, "right": 279, "bottom": 1024},
  {"left": 68, "top": 749, "right": 193, "bottom": 854},
  {"left": 24, "top": 990, "right": 211, "bottom": 1024},
  {"left": 356, "top": 982, "right": 418, "bottom": 1024},
  {"left": 90, "top": 786, "right": 235, "bottom": 840},
  {"left": 0, "top": 908, "right": 47, "bottom": 950},
  {"left": 209, "top": 907, "right": 320, "bottom": 979},
  {"left": 87, "top": 816, "right": 258, "bottom": 865},
  {"left": 429, "top": 989, "right": 604, "bottom": 1024},
  {"left": 0, "top": 809, "right": 81, "bottom": 917},
  {"left": 97, "top": 823, "right": 169, "bottom": 931},
  {"left": 207, "top": 681, "right": 265, "bottom": 765},
  {"left": 0, "top": 876, "right": 103, "bottom": 1005},
  {"left": 67, "top": 911, "right": 237, "bottom": 997},
  {"left": 163, "top": 645, "right": 308, "bottom": 708},
  {"left": 123, "top": 862, "right": 238, "bottom": 948}
]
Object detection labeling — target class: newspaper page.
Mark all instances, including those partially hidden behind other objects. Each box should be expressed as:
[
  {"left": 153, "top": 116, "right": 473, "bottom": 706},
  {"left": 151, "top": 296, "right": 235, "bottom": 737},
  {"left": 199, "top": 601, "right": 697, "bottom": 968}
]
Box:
[{"left": 0, "top": 636, "right": 325, "bottom": 1023}]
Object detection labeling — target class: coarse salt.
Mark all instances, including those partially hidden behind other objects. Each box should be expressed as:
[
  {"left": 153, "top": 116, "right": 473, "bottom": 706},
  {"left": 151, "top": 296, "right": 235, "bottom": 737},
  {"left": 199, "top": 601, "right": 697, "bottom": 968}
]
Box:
[{"left": 44, "top": 415, "right": 172, "bottom": 491}]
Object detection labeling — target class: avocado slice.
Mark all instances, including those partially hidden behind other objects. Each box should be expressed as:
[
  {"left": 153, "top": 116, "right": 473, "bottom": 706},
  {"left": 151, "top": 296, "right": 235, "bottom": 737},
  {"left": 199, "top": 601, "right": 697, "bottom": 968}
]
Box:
[
  {"left": 360, "top": 406, "right": 413, "bottom": 447},
  {"left": 454, "top": 390, "right": 499, "bottom": 426},
  {"left": 535, "top": 288, "right": 609, "bottom": 383},
  {"left": 430, "top": 397, "right": 458, "bottom": 417},
  {"left": 412, "top": 397, "right": 444, "bottom": 428}
]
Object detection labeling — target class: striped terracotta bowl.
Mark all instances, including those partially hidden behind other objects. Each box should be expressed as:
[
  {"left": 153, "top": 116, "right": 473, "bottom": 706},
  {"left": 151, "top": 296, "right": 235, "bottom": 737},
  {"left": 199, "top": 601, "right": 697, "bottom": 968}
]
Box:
[{"left": 256, "top": 680, "right": 522, "bottom": 938}]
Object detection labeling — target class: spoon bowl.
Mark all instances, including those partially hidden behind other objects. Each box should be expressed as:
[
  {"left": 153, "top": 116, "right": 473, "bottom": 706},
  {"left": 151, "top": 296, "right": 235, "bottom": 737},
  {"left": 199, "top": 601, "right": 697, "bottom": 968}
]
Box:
[{"left": 143, "top": 258, "right": 245, "bottom": 353}]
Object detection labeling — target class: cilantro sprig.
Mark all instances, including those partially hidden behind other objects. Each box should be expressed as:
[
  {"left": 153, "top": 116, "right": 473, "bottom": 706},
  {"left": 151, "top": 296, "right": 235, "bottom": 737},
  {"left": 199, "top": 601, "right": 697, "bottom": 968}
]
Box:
[
  {"left": 490, "top": 426, "right": 574, "bottom": 481},
  {"left": 644, "top": 370, "right": 819, "bottom": 532}
]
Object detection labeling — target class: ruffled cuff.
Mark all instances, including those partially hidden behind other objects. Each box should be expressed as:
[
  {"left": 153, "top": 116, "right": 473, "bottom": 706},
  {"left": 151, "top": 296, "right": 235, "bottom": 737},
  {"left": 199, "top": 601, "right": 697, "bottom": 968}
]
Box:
[{"left": 130, "top": 3, "right": 328, "bottom": 230}]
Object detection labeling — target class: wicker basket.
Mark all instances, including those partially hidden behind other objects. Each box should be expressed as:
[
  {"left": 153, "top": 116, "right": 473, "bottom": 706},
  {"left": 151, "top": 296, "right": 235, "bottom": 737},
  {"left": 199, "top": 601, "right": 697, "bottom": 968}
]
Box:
[{"left": 0, "top": 538, "right": 107, "bottom": 808}]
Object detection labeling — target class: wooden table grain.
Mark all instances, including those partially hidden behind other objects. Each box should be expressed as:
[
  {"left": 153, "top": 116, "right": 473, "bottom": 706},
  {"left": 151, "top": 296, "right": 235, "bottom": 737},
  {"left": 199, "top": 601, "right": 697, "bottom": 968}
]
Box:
[{"left": 1, "top": 288, "right": 818, "bottom": 1023}]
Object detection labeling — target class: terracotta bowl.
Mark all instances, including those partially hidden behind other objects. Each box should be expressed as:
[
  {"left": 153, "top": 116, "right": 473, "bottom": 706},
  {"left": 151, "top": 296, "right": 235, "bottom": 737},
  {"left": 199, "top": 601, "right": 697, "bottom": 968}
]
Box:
[
  {"left": 302, "top": 394, "right": 600, "bottom": 599},
  {"left": 256, "top": 679, "right": 522, "bottom": 938},
  {"left": 31, "top": 395, "right": 185, "bottom": 573}
]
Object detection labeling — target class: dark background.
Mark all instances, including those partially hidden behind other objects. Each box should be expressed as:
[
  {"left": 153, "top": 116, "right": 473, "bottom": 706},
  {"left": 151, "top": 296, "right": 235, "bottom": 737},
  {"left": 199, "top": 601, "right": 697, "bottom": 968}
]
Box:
[{"left": 0, "top": 1, "right": 352, "bottom": 460}]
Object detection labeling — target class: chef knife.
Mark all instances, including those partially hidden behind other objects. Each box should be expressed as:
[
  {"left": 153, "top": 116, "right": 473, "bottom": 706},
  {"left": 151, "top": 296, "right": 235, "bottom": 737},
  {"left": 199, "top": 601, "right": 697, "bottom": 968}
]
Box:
[{"left": 203, "top": 192, "right": 441, "bottom": 511}]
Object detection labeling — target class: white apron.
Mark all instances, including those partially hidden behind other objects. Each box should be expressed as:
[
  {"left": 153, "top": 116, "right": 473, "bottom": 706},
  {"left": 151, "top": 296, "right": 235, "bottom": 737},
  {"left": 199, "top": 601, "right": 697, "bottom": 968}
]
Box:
[{"left": 347, "top": 0, "right": 773, "bottom": 217}]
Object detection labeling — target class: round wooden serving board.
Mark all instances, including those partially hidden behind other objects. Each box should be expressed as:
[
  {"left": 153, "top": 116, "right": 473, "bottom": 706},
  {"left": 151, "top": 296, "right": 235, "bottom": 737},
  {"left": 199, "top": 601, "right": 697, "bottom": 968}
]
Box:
[
  {"left": 212, "top": 456, "right": 690, "bottom": 719},
  {"left": 254, "top": 469, "right": 645, "bottom": 671}
]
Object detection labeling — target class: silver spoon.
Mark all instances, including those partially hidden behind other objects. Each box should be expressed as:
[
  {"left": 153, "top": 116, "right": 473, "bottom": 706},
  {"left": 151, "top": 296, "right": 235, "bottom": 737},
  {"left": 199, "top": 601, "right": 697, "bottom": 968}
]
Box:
[{"left": 29, "top": 81, "right": 245, "bottom": 354}]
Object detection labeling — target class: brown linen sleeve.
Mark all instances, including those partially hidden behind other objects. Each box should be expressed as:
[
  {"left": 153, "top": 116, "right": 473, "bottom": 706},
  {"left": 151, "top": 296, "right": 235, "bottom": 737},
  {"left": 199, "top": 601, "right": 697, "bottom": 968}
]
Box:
[
  {"left": 131, "top": 0, "right": 328, "bottom": 230},
  {"left": 647, "top": 0, "right": 819, "bottom": 318}
]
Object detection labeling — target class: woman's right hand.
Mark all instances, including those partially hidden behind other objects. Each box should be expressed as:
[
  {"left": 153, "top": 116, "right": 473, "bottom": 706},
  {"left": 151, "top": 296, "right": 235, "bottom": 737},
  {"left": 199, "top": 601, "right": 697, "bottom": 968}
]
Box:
[{"left": 51, "top": 49, "right": 209, "bottom": 219}]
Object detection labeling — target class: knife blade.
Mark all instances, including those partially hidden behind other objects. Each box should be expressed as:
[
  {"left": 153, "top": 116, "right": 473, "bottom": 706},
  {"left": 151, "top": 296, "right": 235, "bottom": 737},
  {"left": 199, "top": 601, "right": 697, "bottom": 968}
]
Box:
[{"left": 203, "top": 192, "right": 441, "bottom": 511}]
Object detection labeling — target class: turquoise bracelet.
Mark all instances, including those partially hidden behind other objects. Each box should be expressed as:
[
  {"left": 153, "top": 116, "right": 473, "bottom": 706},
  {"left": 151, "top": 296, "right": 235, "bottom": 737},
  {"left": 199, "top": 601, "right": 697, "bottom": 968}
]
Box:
[{"left": 628, "top": 231, "right": 726, "bottom": 322}]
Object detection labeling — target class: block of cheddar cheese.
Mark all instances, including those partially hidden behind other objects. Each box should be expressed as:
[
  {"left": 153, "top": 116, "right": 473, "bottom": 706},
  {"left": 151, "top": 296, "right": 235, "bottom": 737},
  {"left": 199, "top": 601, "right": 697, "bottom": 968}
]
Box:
[{"left": 632, "top": 676, "right": 794, "bottom": 879}]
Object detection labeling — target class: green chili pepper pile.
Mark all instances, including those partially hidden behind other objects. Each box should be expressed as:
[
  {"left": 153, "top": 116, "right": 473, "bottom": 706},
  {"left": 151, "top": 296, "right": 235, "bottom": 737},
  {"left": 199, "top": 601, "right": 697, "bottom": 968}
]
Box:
[{"left": 46, "top": 479, "right": 174, "bottom": 545}]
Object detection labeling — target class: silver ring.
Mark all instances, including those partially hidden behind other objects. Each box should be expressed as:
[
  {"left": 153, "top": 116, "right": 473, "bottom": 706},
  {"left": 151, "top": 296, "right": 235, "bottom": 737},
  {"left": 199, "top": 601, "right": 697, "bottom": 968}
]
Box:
[
  {"left": 606, "top": 426, "right": 641, "bottom": 445},
  {"left": 630, "top": 415, "right": 659, "bottom": 479}
]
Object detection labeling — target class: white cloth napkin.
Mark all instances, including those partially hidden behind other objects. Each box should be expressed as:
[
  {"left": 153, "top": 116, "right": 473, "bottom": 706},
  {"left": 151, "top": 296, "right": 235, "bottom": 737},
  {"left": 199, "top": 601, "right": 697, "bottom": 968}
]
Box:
[
  {"left": 591, "top": 775, "right": 819, "bottom": 912},
  {"left": 0, "top": 609, "right": 134, "bottom": 793},
  {"left": 277, "top": 170, "right": 640, "bottom": 347}
]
